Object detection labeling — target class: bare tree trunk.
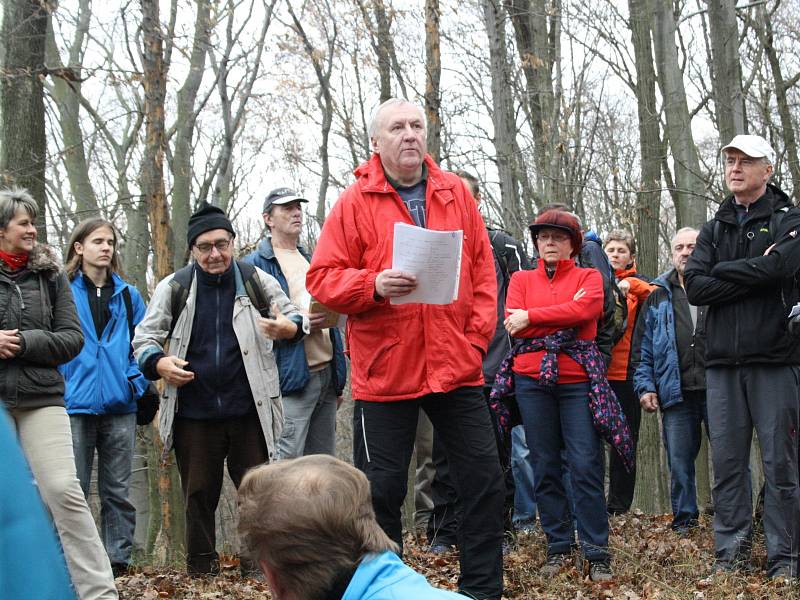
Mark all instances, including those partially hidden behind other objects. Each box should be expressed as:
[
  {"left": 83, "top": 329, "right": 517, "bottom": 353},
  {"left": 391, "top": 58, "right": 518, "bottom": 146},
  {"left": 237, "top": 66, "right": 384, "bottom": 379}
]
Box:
[
  {"left": 484, "top": 0, "right": 523, "bottom": 241},
  {"left": 756, "top": 4, "right": 800, "bottom": 202},
  {"left": 171, "top": 0, "right": 211, "bottom": 267},
  {"left": 424, "top": 0, "right": 441, "bottom": 163},
  {"left": 627, "top": 0, "right": 660, "bottom": 279},
  {"left": 140, "top": 0, "right": 179, "bottom": 565},
  {"left": 652, "top": 0, "right": 706, "bottom": 228},
  {"left": 44, "top": 1, "right": 98, "bottom": 217},
  {"left": 705, "top": 0, "right": 746, "bottom": 143},
  {"left": 505, "top": 0, "right": 558, "bottom": 203},
  {"left": 0, "top": 0, "right": 49, "bottom": 237}
]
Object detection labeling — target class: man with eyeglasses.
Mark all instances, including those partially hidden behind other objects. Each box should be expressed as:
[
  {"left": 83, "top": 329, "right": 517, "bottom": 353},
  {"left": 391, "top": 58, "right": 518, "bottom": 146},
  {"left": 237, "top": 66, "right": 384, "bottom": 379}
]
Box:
[
  {"left": 244, "top": 188, "right": 347, "bottom": 459},
  {"left": 684, "top": 135, "right": 800, "bottom": 580},
  {"left": 133, "top": 202, "right": 308, "bottom": 576}
]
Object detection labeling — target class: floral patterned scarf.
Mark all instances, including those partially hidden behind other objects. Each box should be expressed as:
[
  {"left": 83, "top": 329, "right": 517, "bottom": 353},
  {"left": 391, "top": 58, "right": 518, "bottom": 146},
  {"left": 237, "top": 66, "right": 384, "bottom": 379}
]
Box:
[{"left": 489, "top": 329, "right": 635, "bottom": 472}]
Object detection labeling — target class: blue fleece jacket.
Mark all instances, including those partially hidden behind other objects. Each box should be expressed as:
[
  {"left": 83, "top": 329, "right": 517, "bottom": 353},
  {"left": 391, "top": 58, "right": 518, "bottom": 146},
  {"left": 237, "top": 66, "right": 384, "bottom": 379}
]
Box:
[
  {"left": 343, "top": 551, "right": 462, "bottom": 599},
  {"left": 61, "top": 272, "right": 149, "bottom": 415}
]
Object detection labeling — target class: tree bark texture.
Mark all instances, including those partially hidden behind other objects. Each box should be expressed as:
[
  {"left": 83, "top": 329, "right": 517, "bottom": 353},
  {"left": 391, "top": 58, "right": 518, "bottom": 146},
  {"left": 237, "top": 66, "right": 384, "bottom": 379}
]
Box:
[
  {"left": 484, "top": 0, "right": 524, "bottom": 241},
  {"left": 44, "top": 1, "right": 98, "bottom": 217},
  {"left": 705, "top": 0, "right": 746, "bottom": 143},
  {"left": 0, "top": 0, "right": 49, "bottom": 238},
  {"left": 140, "top": 0, "right": 173, "bottom": 280},
  {"left": 424, "top": 0, "right": 441, "bottom": 163},
  {"left": 652, "top": 0, "right": 706, "bottom": 228},
  {"left": 627, "top": 0, "right": 661, "bottom": 280},
  {"left": 757, "top": 5, "right": 800, "bottom": 203},
  {"left": 505, "top": 0, "right": 558, "bottom": 204},
  {"left": 170, "top": 0, "right": 211, "bottom": 267},
  {"left": 140, "top": 0, "right": 180, "bottom": 565}
]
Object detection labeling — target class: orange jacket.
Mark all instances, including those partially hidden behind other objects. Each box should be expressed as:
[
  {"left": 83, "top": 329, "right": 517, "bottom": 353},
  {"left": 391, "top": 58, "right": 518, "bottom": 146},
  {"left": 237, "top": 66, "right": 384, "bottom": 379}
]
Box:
[
  {"left": 506, "top": 259, "right": 603, "bottom": 383},
  {"left": 607, "top": 264, "right": 655, "bottom": 380},
  {"left": 306, "top": 154, "right": 497, "bottom": 401}
]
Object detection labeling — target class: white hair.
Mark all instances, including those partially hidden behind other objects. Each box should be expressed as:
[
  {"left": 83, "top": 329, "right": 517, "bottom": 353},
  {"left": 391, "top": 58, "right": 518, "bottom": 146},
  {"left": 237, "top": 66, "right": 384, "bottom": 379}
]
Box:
[
  {"left": 671, "top": 226, "right": 699, "bottom": 246},
  {"left": 368, "top": 98, "right": 427, "bottom": 140}
]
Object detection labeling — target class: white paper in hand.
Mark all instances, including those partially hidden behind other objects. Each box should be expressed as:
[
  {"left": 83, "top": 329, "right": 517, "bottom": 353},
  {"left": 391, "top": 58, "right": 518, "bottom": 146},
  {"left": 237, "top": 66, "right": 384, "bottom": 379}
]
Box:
[{"left": 391, "top": 222, "right": 463, "bottom": 305}]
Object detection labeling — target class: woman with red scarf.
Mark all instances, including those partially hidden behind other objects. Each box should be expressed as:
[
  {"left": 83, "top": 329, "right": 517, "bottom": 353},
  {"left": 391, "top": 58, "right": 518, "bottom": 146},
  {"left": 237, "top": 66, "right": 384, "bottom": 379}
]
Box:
[
  {"left": 504, "top": 209, "right": 614, "bottom": 582},
  {"left": 604, "top": 229, "right": 655, "bottom": 515},
  {"left": 0, "top": 188, "right": 117, "bottom": 599}
]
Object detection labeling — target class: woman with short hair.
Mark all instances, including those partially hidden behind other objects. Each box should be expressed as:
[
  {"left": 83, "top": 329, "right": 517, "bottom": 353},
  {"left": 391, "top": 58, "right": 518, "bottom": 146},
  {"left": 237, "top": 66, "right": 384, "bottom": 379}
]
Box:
[
  {"left": 501, "top": 209, "right": 617, "bottom": 581},
  {"left": 604, "top": 229, "right": 655, "bottom": 515},
  {"left": 0, "top": 188, "right": 117, "bottom": 599}
]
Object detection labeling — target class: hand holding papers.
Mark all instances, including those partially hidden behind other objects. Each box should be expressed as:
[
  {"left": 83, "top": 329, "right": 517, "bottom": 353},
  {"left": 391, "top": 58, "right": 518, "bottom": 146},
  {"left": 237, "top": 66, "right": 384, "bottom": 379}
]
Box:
[{"left": 390, "top": 222, "right": 463, "bottom": 305}]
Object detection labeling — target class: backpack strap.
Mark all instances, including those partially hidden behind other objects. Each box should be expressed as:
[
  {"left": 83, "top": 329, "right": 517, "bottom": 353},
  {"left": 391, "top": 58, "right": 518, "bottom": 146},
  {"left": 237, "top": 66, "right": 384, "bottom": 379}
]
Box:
[
  {"left": 167, "top": 264, "right": 195, "bottom": 339},
  {"left": 237, "top": 260, "right": 271, "bottom": 317}
]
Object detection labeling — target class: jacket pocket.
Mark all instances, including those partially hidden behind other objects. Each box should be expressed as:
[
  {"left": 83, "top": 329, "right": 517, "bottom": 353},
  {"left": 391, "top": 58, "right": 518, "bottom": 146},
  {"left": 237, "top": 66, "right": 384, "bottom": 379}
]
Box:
[{"left": 18, "top": 365, "right": 63, "bottom": 395}]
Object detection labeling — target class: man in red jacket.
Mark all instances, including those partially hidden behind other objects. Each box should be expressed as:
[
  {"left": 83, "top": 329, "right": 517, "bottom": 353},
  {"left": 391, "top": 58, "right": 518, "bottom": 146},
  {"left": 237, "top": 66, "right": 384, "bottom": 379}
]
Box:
[{"left": 306, "top": 98, "right": 504, "bottom": 600}]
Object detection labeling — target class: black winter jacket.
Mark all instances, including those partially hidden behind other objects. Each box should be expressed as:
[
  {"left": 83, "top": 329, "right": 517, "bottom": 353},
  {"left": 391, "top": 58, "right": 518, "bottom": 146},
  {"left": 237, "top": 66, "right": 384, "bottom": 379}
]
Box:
[
  {"left": 0, "top": 244, "right": 84, "bottom": 409},
  {"left": 684, "top": 184, "right": 800, "bottom": 366}
]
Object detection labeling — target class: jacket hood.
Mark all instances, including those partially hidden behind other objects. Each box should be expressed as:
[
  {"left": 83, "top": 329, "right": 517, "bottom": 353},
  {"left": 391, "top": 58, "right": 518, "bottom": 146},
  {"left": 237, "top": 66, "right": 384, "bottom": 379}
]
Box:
[
  {"left": 717, "top": 183, "right": 791, "bottom": 224},
  {"left": 0, "top": 243, "right": 62, "bottom": 276}
]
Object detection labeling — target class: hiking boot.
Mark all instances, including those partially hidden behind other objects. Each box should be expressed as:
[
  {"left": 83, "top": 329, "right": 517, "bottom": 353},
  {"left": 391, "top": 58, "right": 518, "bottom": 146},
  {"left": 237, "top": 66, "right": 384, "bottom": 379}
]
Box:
[
  {"left": 540, "top": 553, "right": 569, "bottom": 577},
  {"left": 589, "top": 560, "right": 613, "bottom": 582}
]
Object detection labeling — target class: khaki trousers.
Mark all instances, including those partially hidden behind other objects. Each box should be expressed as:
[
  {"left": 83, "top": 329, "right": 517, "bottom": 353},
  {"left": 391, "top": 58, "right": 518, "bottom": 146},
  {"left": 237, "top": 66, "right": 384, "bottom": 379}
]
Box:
[{"left": 9, "top": 406, "right": 118, "bottom": 600}]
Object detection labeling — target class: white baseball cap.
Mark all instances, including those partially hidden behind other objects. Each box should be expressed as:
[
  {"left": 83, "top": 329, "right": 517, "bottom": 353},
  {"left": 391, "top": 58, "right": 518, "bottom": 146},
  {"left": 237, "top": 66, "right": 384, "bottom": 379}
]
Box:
[{"left": 721, "top": 134, "right": 776, "bottom": 165}]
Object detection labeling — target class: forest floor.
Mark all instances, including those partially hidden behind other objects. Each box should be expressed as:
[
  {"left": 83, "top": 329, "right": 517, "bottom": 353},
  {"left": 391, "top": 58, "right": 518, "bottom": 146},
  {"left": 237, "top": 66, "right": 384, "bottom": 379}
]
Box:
[{"left": 116, "top": 512, "right": 800, "bottom": 599}]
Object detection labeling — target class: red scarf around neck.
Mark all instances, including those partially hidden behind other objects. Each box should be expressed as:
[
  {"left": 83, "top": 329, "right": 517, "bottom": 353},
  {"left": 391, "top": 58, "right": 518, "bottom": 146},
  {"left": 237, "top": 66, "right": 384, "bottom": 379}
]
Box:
[{"left": 0, "top": 250, "right": 29, "bottom": 271}]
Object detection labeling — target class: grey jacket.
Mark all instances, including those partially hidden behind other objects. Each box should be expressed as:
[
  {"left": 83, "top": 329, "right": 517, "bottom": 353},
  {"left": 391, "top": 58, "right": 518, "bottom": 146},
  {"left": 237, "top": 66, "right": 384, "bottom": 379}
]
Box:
[
  {"left": 132, "top": 261, "right": 309, "bottom": 459},
  {"left": 0, "top": 244, "right": 84, "bottom": 409}
]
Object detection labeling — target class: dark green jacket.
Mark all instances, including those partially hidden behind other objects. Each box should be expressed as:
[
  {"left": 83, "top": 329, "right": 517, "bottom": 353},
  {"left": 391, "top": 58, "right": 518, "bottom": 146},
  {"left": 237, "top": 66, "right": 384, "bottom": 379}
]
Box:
[{"left": 0, "top": 244, "right": 84, "bottom": 409}]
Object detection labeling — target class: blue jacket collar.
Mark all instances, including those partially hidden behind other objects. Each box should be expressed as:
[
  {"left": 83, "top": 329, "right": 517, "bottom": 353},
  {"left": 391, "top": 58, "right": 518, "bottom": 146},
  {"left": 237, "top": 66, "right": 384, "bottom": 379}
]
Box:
[{"left": 73, "top": 269, "right": 126, "bottom": 296}]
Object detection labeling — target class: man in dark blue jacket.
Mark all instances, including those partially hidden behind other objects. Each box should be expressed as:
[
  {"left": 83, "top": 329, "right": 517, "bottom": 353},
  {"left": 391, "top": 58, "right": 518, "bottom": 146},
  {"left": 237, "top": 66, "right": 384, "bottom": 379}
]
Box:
[
  {"left": 633, "top": 227, "right": 707, "bottom": 533},
  {"left": 245, "top": 188, "right": 347, "bottom": 459},
  {"left": 685, "top": 135, "right": 800, "bottom": 579}
]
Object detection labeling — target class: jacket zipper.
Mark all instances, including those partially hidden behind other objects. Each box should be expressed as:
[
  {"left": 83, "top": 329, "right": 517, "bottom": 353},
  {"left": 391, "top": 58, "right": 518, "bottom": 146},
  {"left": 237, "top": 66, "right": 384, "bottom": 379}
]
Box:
[
  {"left": 14, "top": 283, "right": 24, "bottom": 310},
  {"left": 215, "top": 284, "right": 221, "bottom": 413}
]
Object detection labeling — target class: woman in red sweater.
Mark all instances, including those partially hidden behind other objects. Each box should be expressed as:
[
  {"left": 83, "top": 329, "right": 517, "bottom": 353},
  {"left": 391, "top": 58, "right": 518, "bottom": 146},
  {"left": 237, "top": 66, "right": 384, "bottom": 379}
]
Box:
[
  {"left": 504, "top": 210, "right": 612, "bottom": 581},
  {"left": 604, "top": 230, "right": 654, "bottom": 515}
]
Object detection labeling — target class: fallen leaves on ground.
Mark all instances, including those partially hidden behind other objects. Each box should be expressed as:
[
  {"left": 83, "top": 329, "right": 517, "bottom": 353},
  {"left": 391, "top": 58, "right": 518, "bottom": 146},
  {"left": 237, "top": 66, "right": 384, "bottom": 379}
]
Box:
[{"left": 117, "top": 514, "right": 800, "bottom": 598}]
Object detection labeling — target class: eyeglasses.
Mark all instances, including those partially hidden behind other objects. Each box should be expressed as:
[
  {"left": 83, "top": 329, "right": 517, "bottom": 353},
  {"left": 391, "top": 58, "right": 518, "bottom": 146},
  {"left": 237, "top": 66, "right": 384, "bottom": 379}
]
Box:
[
  {"left": 194, "top": 239, "right": 232, "bottom": 254},
  {"left": 537, "top": 232, "right": 571, "bottom": 243}
]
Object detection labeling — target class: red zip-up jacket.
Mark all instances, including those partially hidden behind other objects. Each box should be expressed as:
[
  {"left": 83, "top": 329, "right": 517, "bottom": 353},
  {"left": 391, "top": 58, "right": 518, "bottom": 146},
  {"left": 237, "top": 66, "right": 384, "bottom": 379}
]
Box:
[
  {"left": 506, "top": 259, "right": 603, "bottom": 383},
  {"left": 306, "top": 154, "right": 497, "bottom": 401}
]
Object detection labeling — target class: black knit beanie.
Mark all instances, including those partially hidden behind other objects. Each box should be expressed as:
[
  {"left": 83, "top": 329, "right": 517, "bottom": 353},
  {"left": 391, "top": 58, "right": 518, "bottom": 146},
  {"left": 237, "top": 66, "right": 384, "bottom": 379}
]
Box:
[{"left": 187, "top": 202, "right": 236, "bottom": 247}]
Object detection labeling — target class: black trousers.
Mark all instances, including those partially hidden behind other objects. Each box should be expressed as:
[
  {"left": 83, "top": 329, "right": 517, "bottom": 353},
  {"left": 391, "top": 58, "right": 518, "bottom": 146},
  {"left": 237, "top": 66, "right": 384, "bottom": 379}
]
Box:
[
  {"left": 427, "top": 388, "right": 515, "bottom": 546},
  {"left": 173, "top": 415, "right": 268, "bottom": 574},
  {"left": 607, "top": 379, "right": 641, "bottom": 514},
  {"left": 353, "top": 386, "right": 504, "bottom": 600}
]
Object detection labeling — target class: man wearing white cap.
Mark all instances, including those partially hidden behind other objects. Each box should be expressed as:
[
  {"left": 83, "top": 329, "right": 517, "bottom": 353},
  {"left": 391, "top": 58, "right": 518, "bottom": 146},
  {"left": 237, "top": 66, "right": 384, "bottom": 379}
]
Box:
[{"left": 685, "top": 134, "right": 800, "bottom": 579}]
